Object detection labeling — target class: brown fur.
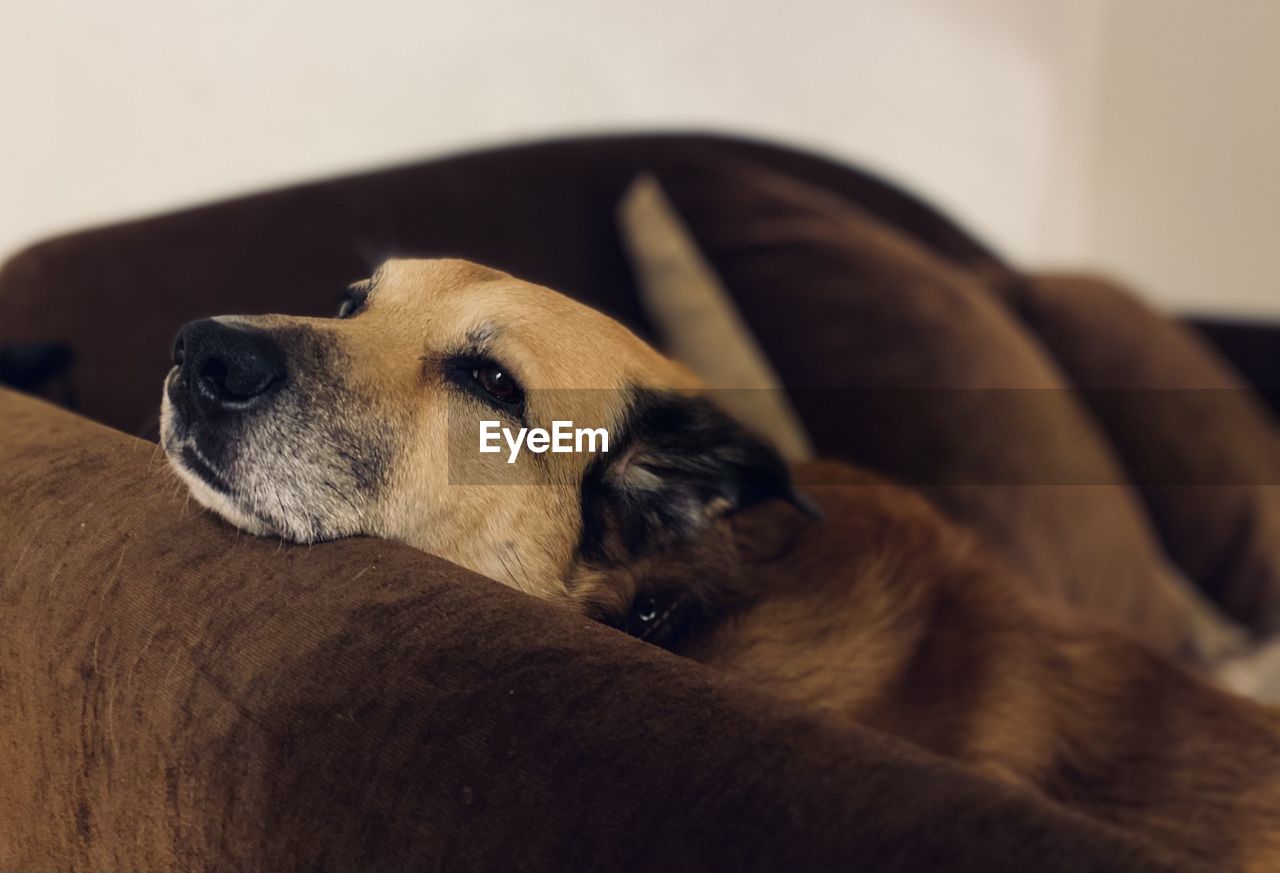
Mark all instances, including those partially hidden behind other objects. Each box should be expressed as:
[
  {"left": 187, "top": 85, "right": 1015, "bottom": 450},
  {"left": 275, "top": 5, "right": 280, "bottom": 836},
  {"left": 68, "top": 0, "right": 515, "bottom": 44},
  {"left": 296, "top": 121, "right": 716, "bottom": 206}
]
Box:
[
  {"left": 164, "top": 258, "right": 1280, "bottom": 870},
  {"left": 575, "top": 462, "right": 1280, "bottom": 870}
]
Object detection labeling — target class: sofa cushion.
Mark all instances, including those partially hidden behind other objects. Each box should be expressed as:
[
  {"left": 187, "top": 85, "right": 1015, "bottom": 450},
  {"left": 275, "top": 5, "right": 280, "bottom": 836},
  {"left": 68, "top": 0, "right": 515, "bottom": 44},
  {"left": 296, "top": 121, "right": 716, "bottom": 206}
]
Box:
[
  {"left": 1004, "top": 273, "right": 1280, "bottom": 633},
  {"left": 0, "top": 387, "right": 1201, "bottom": 873},
  {"left": 647, "top": 156, "right": 1238, "bottom": 660},
  {"left": 1192, "top": 318, "right": 1280, "bottom": 416}
]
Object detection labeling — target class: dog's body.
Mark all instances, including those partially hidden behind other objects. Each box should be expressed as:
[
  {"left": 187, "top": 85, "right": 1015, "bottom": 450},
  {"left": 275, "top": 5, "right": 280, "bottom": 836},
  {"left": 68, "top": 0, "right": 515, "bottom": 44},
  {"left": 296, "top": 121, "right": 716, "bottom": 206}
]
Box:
[
  {"left": 162, "top": 259, "right": 1280, "bottom": 870},
  {"left": 586, "top": 463, "right": 1280, "bottom": 869}
]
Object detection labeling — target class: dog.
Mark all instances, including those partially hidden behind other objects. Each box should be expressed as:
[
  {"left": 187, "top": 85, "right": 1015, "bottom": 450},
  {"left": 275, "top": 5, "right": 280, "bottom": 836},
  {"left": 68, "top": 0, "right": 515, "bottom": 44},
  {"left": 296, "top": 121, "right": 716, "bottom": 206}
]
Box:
[{"left": 162, "top": 258, "right": 1280, "bottom": 870}]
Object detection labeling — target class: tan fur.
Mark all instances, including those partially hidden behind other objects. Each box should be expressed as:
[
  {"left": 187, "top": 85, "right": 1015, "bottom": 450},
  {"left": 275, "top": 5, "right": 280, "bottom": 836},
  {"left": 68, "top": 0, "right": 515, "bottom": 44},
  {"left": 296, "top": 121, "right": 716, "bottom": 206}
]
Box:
[
  {"left": 164, "top": 258, "right": 698, "bottom": 600},
  {"left": 165, "top": 258, "right": 1280, "bottom": 869},
  {"left": 364, "top": 260, "right": 698, "bottom": 596}
]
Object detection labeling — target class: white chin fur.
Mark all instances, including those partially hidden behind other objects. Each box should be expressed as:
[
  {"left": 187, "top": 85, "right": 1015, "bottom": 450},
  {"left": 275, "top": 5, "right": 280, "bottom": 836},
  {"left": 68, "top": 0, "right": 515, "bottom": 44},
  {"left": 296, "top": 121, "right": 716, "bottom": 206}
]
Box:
[
  {"left": 160, "top": 377, "right": 364, "bottom": 545},
  {"left": 167, "top": 452, "right": 276, "bottom": 537}
]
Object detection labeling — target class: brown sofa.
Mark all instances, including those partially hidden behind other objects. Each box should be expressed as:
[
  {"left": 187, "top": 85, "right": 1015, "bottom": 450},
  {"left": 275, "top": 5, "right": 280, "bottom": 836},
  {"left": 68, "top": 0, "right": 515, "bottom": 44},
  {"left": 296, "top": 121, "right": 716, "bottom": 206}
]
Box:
[{"left": 2, "top": 133, "right": 1276, "bottom": 871}]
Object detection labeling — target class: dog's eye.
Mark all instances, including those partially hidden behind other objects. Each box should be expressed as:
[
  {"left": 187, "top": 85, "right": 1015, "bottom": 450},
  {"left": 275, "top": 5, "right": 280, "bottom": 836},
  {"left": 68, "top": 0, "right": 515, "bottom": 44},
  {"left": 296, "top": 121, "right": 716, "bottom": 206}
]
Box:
[
  {"left": 336, "top": 288, "right": 368, "bottom": 319},
  {"left": 472, "top": 365, "right": 523, "bottom": 406}
]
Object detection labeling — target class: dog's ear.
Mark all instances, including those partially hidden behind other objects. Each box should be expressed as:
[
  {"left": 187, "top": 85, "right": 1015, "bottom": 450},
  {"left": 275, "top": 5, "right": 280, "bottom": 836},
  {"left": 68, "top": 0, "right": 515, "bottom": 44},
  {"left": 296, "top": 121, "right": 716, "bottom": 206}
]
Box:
[{"left": 580, "top": 389, "right": 809, "bottom": 563}]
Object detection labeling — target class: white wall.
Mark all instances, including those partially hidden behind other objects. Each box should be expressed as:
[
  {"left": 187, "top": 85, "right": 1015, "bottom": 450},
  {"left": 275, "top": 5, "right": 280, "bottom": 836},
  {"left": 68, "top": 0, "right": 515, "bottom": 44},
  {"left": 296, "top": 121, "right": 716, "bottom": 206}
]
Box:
[
  {"left": 2, "top": 0, "right": 1276, "bottom": 316},
  {"left": 1087, "top": 0, "right": 1280, "bottom": 316}
]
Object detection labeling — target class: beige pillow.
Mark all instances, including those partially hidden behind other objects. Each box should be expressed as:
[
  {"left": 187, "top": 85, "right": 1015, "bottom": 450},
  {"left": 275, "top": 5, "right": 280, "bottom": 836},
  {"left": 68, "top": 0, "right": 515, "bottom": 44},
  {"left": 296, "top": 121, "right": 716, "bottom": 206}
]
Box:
[{"left": 617, "top": 174, "right": 814, "bottom": 463}]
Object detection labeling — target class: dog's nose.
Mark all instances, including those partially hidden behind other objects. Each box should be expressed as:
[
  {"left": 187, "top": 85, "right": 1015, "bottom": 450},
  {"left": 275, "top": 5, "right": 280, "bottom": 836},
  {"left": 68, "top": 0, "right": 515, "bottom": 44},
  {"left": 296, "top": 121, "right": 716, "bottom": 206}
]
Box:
[{"left": 172, "top": 319, "right": 286, "bottom": 416}]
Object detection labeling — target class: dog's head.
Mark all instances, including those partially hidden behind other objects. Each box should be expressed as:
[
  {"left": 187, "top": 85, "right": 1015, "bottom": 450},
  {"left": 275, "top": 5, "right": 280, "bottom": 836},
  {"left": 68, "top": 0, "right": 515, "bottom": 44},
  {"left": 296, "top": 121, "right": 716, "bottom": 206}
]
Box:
[{"left": 161, "top": 258, "right": 796, "bottom": 605}]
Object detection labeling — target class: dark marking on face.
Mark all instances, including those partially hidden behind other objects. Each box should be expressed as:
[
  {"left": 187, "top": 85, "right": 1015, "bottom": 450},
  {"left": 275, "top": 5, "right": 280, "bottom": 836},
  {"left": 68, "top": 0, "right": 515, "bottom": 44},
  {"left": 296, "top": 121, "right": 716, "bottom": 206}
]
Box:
[
  {"left": 578, "top": 387, "right": 795, "bottom": 565},
  {"left": 179, "top": 445, "right": 233, "bottom": 494}
]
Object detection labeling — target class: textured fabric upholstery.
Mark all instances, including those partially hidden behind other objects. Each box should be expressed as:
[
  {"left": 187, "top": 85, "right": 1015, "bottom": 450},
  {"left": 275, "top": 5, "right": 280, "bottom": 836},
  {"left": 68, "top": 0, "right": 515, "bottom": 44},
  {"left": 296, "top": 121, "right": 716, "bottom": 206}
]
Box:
[
  {"left": 0, "top": 389, "right": 1201, "bottom": 872},
  {"left": 1004, "top": 273, "right": 1280, "bottom": 633}
]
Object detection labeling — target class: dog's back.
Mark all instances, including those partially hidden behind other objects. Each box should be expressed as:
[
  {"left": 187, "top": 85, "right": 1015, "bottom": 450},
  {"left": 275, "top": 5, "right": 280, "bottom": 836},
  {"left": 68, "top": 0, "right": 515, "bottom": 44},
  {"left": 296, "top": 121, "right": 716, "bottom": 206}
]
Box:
[{"left": 638, "top": 463, "right": 1280, "bottom": 870}]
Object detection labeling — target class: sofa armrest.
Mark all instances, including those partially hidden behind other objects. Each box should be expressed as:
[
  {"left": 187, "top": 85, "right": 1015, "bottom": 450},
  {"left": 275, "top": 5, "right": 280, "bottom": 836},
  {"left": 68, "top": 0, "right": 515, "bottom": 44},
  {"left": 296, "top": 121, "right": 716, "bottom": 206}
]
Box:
[
  {"left": 0, "top": 389, "right": 1206, "bottom": 872},
  {"left": 1188, "top": 317, "right": 1280, "bottom": 418},
  {"left": 0, "top": 133, "right": 1008, "bottom": 436}
]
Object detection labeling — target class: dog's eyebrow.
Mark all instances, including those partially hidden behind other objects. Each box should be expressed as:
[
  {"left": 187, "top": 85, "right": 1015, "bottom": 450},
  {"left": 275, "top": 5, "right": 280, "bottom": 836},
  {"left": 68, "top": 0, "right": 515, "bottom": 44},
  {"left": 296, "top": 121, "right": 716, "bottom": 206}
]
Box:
[
  {"left": 422, "top": 324, "right": 507, "bottom": 376},
  {"left": 465, "top": 324, "right": 500, "bottom": 347}
]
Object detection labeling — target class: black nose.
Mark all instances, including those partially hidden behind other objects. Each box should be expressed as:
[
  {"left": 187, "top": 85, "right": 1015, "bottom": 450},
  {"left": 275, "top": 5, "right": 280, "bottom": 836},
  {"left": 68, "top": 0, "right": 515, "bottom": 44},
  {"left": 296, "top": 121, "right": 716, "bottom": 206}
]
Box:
[{"left": 172, "top": 319, "right": 286, "bottom": 416}]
